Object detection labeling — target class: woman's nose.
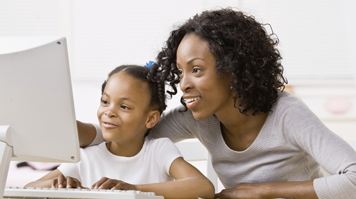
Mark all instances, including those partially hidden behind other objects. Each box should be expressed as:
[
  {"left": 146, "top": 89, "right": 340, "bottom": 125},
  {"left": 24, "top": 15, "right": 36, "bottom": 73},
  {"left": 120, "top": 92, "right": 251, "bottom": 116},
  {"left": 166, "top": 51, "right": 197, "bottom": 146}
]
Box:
[{"left": 180, "top": 74, "right": 192, "bottom": 92}]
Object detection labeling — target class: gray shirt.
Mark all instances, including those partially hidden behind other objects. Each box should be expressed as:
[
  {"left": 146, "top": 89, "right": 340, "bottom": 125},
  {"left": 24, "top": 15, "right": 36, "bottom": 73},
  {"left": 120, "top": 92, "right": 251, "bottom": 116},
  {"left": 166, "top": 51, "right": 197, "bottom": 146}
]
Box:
[
  {"left": 92, "top": 91, "right": 356, "bottom": 198},
  {"left": 149, "top": 91, "right": 356, "bottom": 199}
]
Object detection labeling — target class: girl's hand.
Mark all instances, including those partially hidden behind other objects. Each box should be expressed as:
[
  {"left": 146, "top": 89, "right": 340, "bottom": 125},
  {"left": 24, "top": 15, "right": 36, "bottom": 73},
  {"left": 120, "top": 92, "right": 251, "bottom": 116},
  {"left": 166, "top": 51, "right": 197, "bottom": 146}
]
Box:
[
  {"left": 215, "top": 183, "right": 264, "bottom": 199},
  {"left": 51, "top": 174, "right": 85, "bottom": 189},
  {"left": 91, "top": 177, "right": 137, "bottom": 190}
]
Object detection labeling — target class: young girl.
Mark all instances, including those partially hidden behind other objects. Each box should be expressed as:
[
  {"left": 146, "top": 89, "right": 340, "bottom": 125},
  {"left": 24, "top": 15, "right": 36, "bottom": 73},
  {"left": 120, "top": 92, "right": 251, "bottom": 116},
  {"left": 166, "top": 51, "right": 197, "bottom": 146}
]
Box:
[{"left": 25, "top": 65, "right": 215, "bottom": 199}]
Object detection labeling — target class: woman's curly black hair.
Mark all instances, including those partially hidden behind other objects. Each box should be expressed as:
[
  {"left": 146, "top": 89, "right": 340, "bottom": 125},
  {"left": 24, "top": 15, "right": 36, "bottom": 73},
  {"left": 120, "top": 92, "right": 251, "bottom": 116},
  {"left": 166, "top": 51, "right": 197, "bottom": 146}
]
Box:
[
  {"left": 149, "top": 8, "right": 287, "bottom": 115},
  {"left": 102, "top": 65, "right": 167, "bottom": 114}
]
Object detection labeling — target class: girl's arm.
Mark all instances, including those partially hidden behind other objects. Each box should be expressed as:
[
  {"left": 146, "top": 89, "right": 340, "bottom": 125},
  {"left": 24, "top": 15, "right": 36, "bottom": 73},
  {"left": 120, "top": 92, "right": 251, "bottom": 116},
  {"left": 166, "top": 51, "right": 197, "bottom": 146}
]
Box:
[
  {"left": 138, "top": 157, "right": 215, "bottom": 198},
  {"left": 93, "top": 157, "right": 215, "bottom": 199},
  {"left": 25, "top": 169, "right": 84, "bottom": 189}
]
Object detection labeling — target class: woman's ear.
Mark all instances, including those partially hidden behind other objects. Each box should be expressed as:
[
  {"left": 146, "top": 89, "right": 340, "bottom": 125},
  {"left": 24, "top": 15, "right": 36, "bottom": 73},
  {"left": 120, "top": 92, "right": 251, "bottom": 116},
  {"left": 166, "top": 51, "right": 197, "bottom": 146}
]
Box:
[{"left": 146, "top": 110, "right": 160, "bottom": 129}]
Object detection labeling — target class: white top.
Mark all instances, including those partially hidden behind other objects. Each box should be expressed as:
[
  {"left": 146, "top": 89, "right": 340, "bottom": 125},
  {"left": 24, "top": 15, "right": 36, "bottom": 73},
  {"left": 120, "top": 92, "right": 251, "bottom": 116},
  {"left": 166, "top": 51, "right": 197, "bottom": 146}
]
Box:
[{"left": 59, "top": 137, "right": 182, "bottom": 187}]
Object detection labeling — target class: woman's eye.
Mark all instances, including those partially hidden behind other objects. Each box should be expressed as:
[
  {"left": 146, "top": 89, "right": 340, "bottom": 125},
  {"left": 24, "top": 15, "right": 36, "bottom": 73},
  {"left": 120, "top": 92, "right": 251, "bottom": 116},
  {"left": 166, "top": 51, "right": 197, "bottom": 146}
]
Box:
[
  {"left": 193, "top": 68, "right": 201, "bottom": 73},
  {"left": 177, "top": 69, "right": 183, "bottom": 76},
  {"left": 101, "top": 99, "right": 109, "bottom": 105}
]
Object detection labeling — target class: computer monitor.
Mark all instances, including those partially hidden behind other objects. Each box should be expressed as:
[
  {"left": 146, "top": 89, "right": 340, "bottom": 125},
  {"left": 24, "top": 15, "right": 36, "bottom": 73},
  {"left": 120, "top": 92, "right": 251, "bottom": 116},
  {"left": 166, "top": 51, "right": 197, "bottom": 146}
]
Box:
[{"left": 0, "top": 37, "right": 80, "bottom": 198}]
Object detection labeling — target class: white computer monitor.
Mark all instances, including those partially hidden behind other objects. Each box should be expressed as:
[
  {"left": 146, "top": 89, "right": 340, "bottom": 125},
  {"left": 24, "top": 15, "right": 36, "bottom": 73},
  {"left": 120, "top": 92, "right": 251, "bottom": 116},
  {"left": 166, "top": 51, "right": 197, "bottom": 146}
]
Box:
[{"left": 0, "top": 37, "right": 80, "bottom": 198}]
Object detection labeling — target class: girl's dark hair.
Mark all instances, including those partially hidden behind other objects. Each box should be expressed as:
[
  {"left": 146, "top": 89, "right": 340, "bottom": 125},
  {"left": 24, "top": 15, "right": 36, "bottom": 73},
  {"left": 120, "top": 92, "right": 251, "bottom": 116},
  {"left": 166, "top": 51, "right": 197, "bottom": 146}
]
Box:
[
  {"left": 101, "top": 65, "right": 166, "bottom": 114},
  {"left": 149, "top": 8, "right": 287, "bottom": 115}
]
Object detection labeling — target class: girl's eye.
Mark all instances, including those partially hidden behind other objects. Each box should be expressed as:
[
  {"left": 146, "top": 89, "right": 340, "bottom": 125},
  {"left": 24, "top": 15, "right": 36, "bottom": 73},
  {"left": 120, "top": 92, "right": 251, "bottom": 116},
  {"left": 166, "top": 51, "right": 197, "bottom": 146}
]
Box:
[
  {"left": 101, "top": 99, "right": 109, "bottom": 105},
  {"left": 120, "top": 104, "right": 130, "bottom": 110}
]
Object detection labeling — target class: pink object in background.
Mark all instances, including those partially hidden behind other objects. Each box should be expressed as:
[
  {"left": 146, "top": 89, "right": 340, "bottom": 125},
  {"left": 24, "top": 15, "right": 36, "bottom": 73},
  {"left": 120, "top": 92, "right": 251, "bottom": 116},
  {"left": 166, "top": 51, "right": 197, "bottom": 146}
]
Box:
[{"left": 324, "top": 97, "right": 353, "bottom": 114}]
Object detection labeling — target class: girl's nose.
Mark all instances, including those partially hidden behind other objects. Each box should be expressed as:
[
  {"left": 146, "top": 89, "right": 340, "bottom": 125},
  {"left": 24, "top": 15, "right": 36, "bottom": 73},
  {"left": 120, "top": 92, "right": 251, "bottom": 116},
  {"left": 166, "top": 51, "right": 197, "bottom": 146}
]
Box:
[{"left": 104, "top": 108, "right": 116, "bottom": 117}]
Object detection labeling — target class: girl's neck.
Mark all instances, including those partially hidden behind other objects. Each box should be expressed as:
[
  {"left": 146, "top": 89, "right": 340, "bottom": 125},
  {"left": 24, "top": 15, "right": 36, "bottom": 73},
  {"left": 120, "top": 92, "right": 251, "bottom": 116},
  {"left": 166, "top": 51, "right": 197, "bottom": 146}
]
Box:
[{"left": 106, "top": 138, "right": 145, "bottom": 157}]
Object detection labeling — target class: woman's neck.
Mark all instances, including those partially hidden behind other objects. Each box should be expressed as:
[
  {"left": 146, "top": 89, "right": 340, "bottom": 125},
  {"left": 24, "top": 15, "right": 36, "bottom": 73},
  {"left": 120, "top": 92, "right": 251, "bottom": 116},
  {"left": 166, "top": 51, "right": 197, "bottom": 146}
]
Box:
[
  {"left": 106, "top": 138, "right": 145, "bottom": 157},
  {"left": 215, "top": 105, "right": 268, "bottom": 151}
]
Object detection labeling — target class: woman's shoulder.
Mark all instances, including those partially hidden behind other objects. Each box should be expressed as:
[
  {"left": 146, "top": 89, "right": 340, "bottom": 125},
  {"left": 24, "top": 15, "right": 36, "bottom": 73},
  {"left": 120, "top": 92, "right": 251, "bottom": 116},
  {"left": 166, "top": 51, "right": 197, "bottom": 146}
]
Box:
[
  {"left": 271, "top": 90, "right": 322, "bottom": 134},
  {"left": 268, "top": 90, "right": 317, "bottom": 131},
  {"left": 273, "top": 90, "right": 309, "bottom": 113},
  {"left": 162, "top": 105, "right": 219, "bottom": 125},
  {"left": 160, "top": 105, "right": 195, "bottom": 122}
]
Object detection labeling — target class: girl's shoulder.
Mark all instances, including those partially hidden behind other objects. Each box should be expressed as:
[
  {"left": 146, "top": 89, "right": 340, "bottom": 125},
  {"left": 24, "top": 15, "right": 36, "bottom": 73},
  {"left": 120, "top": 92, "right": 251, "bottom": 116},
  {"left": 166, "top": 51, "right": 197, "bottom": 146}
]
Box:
[
  {"left": 144, "top": 137, "right": 181, "bottom": 155},
  {"left": 145, "top": 136, "right": 175, "bottom": 148},
  {"left": 80, "top": 142, "right": 108, "bottom": 157}
]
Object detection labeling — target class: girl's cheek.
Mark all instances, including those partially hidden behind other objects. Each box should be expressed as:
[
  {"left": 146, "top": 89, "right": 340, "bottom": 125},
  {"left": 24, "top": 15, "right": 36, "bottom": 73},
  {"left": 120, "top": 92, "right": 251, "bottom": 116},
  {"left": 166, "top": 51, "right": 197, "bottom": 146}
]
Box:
[{"left": 97, "top": 107, "right": 104, "bottom": 119}]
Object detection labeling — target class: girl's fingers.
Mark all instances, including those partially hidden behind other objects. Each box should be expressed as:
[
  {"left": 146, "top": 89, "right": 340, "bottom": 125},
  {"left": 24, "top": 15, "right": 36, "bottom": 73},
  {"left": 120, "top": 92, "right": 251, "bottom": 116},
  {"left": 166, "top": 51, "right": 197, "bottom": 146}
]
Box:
[
  {"left": 57, "top": 174, "right": 65, "bottom": 188},
  {"left": 51, "top": 179, "right": 58, "bottom": 188},
  {"left": 66, "top": 177, "right": 73, "bottom": 188},
  {"left": 99, "top": 179, "right": 118, "bottom": 189},
  {"left": 73, "top": 179, "right": 83, "bottom": 189},
  {"left": 92, "top": 177, "right": 109, "bottom": 189}
]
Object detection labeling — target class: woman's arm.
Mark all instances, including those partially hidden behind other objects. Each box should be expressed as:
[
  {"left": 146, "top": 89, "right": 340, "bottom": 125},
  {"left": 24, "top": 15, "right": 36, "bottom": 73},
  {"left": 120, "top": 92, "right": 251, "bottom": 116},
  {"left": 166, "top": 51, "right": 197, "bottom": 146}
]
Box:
[
  {"left": 93, "top": 157, "right": 215, "bottom": 199},
  {"left": 216, "top": 181, "right": 318, "bottom": 199},
  {"left": 285, "top": 100, "right": 356, "bottom": 199},
  {"left": 218, "top": 95, "right": 356, "bottom": 199},
  {"left": 25, "top": 169, "right": 84, "bottom": 189},
  {"left": 149, "top": 105, "right": 197, "bottom": 142},
  {"left": 76, "top": 120, "right": 97, "bottom": 147}
]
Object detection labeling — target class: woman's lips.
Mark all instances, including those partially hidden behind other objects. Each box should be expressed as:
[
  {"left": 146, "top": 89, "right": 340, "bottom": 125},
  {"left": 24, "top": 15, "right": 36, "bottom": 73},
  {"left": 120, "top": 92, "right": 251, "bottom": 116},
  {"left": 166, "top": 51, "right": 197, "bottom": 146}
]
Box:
[{"left": 184, "top": 97, "right": 201, "bottom": 109}]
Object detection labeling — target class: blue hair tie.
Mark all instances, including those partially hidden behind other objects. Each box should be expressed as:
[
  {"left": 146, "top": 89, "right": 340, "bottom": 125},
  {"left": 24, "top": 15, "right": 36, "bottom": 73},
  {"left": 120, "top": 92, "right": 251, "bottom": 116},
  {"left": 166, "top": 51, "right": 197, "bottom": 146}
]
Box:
[{"left": 145, "top": 61, "right": 154, "bottom": 68}]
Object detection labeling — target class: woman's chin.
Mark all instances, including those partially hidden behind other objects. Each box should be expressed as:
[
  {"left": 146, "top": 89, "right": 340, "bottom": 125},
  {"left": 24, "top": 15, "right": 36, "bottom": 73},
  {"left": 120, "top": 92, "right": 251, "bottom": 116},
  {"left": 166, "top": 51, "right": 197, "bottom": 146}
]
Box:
[{"left": 191, "top": 111, "right": 212, "bottom": 121}]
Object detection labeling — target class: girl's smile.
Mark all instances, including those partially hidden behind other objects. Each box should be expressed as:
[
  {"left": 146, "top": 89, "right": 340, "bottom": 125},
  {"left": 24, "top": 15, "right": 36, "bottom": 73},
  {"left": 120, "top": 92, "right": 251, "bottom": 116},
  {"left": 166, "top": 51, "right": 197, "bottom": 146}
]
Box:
[{"left": 101, "top": 121, "right": 118, "bottom": 128}]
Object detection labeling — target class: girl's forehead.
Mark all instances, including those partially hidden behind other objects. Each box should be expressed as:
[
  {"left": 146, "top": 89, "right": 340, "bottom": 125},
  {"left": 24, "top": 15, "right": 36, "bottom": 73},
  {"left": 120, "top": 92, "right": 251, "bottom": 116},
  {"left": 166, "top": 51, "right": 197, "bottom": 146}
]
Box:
[{"left": 107, "top": 72, "right": 150, "bottom": 100}]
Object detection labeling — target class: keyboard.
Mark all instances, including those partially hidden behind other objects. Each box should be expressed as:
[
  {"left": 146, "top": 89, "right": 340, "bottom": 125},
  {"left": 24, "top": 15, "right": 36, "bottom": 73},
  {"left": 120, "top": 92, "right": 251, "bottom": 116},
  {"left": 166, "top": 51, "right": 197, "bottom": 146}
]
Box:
[{"left": 4, "top": 187, "right": 164, "bottom": 199}]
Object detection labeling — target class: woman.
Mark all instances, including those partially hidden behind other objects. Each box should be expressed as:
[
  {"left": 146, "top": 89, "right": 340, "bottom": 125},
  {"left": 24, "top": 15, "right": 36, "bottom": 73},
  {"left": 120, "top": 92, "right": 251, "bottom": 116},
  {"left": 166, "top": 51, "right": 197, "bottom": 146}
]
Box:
[{"left": 79, "top": 8, "right": 356, "bottom": 199}]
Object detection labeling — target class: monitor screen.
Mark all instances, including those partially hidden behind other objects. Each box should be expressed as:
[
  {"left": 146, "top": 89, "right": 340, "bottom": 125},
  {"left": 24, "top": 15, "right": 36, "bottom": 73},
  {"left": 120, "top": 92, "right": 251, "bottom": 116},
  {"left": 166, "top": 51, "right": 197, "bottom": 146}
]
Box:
[{"left": 0, "top": 37, "right": 80, "bottom": 196}]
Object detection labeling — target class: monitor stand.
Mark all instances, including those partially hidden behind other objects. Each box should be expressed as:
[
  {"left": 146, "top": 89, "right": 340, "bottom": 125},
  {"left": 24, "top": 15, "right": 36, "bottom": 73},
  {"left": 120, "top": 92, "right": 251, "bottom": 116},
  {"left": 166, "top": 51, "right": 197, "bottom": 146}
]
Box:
[{"left": 0, "top": 126, "right": 13, "bottom": 199}]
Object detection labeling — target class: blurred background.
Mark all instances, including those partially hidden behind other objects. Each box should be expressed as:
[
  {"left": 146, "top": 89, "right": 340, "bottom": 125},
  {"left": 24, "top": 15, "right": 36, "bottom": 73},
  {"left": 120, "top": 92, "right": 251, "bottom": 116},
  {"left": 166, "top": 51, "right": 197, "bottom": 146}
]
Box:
[{"left": 1, "top": 0, "right": 356, "bottom": 191}]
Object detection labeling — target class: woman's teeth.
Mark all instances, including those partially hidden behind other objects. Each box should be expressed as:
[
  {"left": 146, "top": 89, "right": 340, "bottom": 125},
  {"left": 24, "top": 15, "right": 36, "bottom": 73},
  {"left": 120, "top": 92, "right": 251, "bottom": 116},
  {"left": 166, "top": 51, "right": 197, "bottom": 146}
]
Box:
[{"left": 185, "top": 97, "right": 200, "bottom": 103}]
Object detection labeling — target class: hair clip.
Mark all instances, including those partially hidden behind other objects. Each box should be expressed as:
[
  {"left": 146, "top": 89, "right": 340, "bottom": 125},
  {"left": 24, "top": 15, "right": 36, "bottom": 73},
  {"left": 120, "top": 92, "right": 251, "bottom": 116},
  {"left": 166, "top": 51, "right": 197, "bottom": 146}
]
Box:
[{"left": 145, "top": 61, "right": 154, "bottom": 68}]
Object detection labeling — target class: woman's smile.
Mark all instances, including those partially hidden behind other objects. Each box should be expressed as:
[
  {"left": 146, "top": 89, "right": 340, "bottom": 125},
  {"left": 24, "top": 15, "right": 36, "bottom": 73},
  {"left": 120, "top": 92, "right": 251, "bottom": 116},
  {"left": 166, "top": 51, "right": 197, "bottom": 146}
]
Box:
[{"left": 183, "top": 96, "right": 201, "bottom": 109}]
